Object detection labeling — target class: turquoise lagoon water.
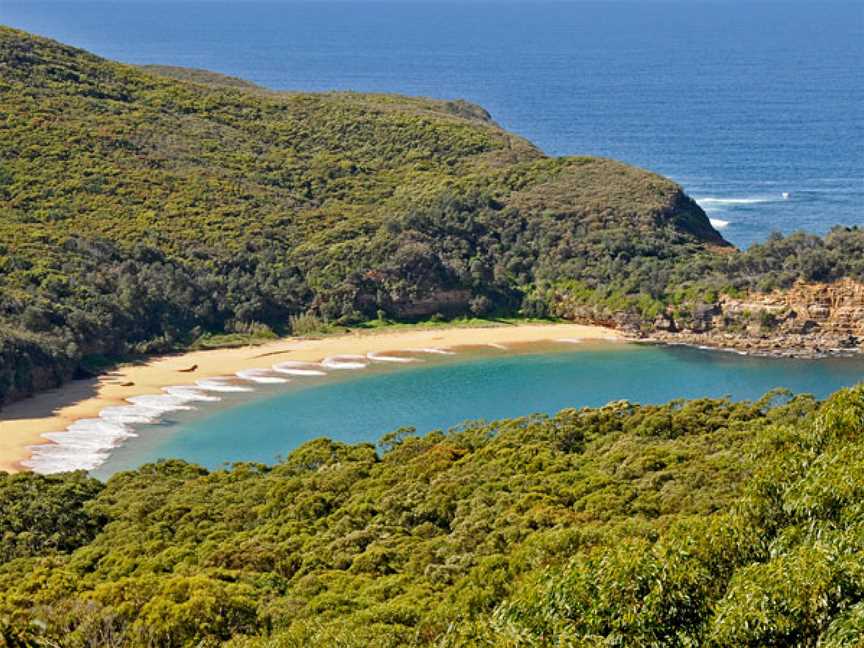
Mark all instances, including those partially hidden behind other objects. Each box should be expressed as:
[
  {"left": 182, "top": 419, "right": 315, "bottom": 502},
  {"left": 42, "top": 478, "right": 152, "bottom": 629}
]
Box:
[{"left": 92, "top": 342, "right": 864, "bottom": 478}]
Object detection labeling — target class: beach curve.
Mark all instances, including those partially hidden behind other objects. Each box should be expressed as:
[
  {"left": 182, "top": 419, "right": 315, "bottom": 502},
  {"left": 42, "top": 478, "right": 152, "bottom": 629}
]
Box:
[{"left": 0, "top": 322, "right": 621, "bottom": 473}]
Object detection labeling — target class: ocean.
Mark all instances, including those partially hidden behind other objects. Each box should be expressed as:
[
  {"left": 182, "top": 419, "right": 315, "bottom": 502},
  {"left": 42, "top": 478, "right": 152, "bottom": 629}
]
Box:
[{"left": 2, "top": 0, "right": 862, "bottom": 248}]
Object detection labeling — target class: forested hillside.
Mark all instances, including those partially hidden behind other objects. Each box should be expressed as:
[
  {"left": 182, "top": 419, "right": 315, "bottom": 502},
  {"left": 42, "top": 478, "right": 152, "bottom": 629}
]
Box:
[
  {"left": 0, "top": 25, "right": 720, "bottom": 406},
  {"left": 0, "top": 385, "right": 862, "bottom": 646},
  {"left": 1, "top": 26, "right": 862, "bottom": 407}
]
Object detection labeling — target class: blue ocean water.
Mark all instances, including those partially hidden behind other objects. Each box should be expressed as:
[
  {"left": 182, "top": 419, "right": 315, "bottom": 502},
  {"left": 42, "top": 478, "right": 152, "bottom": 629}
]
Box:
[
  {"left": 92, "top": 343, "right": 864, "bottom": 477},
  {"left": 2, "top": 0, "right": 862, "bottom": 248}
]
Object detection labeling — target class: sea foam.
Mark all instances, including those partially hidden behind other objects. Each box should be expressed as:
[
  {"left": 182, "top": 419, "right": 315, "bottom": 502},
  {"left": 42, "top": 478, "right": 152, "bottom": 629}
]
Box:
[
  {"left": 272, "top": 361, "right": 328, "bottom": 376},
  {"left": 127, "top": 394, "right": 195, "bottom": 414},
  {"left": 406, "top": 347, "right": 456, "bottom": 355},
  {"left": 196, "top": 378, "right": 255, "bottom": 392},
  {"left": 236, "top": 368, "right": 289, "bottom": 384},
  {"left": 697, "top": 196, "right": 775, "bottom": 207},
  {"left": 163, "top": 385, "right": 222, "bottom": 402},
  {"left": 24, "top": 439, "right": 114, "bottom": 473},
  {"left": 709, "top": 218, "right": 730, "bottom": 229},
  {"left": 366, "top": 351, "right": 419, "bottom": 363},
  {"left": 322, "top": 355, "right": 369, "bottom": 369},
  {"left": 23, "top": 382, "right": 230, "bottom": 474}
]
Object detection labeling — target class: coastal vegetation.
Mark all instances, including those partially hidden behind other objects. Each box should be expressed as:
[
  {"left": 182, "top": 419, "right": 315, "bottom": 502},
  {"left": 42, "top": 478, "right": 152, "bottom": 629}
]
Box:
[
  {"left": 528, "top": 226, "right": 864, "bottom": 324},
  {"left": 0, "top": 384, "right": 862, "bottom": 646}
]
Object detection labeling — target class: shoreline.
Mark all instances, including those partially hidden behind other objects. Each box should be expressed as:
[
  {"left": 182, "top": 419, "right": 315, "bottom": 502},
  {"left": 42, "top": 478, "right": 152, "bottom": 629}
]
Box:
[
  {"left": 0, "top": 322, "right": 620, "bottom": 474},
  {"left": 634, "top": 331, "right": 863, "bottom": 359}
]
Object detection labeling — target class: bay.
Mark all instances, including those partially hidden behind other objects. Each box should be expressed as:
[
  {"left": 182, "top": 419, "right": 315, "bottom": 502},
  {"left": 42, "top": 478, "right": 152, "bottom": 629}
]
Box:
[{"left": 93, "top": 342, "right": 864, "bottom": 477}]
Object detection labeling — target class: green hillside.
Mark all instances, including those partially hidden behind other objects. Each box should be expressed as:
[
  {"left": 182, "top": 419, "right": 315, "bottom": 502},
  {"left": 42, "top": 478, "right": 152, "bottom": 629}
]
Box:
[
  {"left": 0, "top": 26, "right": 729, "bottom": 405},
  {"left": 1, "top": 25, "right": 862, "bottom": 408},
  {"left": 1, "top": 385, "right": 862, "bottom": 646}
]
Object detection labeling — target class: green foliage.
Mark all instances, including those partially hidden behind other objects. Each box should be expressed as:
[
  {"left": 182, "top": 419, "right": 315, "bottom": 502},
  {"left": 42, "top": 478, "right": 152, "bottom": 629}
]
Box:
[
  {"left": 485, "top": 386, "right": 864, "bottom": 647},
  {"left": 0, "top": 471, "right": 105, "bottom": 563},
  {"left": 0, "top": 387, "right": 861, "bottom": 646},
  {"left": 543, "top": 227, "right": 864, "bottom": 331},
  {"left": 287, "top": 313, "right": 339, "bottom": 337}
]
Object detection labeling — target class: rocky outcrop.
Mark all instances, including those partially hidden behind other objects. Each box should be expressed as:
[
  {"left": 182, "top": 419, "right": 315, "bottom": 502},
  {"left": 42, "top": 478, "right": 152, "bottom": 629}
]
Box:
[
  {"left": 641, "top": 279, "right": 864, "bottom": 358},
  {"left": 387, "top": 289, "right": 474, "bottom": 319}
]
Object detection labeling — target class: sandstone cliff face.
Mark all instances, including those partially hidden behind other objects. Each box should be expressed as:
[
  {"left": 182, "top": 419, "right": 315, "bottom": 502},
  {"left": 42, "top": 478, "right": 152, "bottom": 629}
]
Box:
[{"left": 648, "top": 279, "right": 864, "bottom": 357}]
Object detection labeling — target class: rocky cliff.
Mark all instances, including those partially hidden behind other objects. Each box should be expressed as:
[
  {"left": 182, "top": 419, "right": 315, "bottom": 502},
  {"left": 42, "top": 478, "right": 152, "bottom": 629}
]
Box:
[{"left": 644, "top": 278, "right": 864, "bottom": 357}]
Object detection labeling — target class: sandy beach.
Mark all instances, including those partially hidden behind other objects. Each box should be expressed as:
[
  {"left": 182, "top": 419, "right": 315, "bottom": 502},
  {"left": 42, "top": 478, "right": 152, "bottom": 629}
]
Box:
[{"left": 0, "top": 322, "right": 619, "bottom": 473}]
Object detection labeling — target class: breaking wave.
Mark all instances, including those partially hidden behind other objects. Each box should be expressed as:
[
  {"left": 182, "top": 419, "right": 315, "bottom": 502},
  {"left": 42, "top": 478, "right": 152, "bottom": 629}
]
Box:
[
  {"left": 406, "top": 347, "right": 456, "bottom": 355},
  {"left": 322, "top": 355, "right": 369, "bottom": 369},
  {"left": 367, "top": 351, "right": 419, "bottom": 363},
  {"left": 272, "top": 361, "right": 328, "bottom": 376},
  {"left": 236, "top": 369, "right": 290, "bottom": 384},
  {"left": 697, "top": 196, "right": 777, "bottom": 208},
  {"left": 24, "top": 386, "right": 222, "bottom": 474},
  {"left": 196, "top": 378, "right": 255, "bottom": 392}
]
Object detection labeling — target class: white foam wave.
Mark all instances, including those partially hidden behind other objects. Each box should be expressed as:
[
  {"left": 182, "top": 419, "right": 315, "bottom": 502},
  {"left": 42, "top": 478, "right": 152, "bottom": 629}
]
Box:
[
  {"left": 57, "top": 419, "right": 135, "bottom": 444},
  {"left": 196, "top": 378, "right": 255, "bottom": 392},
  {"left": 98, "top": 405, "right": 161, "bottom": 424},
  {"left": 236, "top": 368, "right": 289, "bottom": 384},
  {"left": 272, "top": 361, "right": 328, "bottom": 376},
  {"left": 487, "top": 343, "right": 508, "bottom": 350},
  {"left": 127, "top": 394, "right": 195, "bottom": 414},
  {"left": 24, "top": 418, "right": 138, "bottom": 474},
  {"left": 321, "top": 355, "right": 369, "bottom": 370},
  {"left": 407, "top": 347, "right": 456, "bottom": 355},
  {"left": 24, "top": 442, "right": 111, "bottom": 473},
  {"left": 25, "top": 377, "right": 254, "bottom": 474},
  {"left": 366, "top": 351, "right": 418, "bottom": 364},
  {"left": 557, "top": 338, "right": 584, "bottom": 344},
  {"left": 163, "top": 385, "right": 222, "bottom": 402},
  {"left": 709, "top": 218, "right": 730, "bottom": 229}
]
